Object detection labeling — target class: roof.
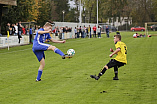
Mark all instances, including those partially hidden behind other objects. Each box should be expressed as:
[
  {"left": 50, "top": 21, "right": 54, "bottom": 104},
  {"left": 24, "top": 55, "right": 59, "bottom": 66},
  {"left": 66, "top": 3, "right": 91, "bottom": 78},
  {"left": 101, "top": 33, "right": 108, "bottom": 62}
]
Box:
[{"left": 0, "top": 0, "right": 17, "bottom": 6}]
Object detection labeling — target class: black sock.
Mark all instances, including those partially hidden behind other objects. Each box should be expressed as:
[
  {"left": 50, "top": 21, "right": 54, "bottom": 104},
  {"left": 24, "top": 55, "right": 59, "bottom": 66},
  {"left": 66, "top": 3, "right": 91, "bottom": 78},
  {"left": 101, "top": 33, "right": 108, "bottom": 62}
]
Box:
[
  {"left": 98, "top": 67, "right": 107, "bottom": 77},
  {"left": 114, "top": 66, "right": 118, "bottom": 78}
]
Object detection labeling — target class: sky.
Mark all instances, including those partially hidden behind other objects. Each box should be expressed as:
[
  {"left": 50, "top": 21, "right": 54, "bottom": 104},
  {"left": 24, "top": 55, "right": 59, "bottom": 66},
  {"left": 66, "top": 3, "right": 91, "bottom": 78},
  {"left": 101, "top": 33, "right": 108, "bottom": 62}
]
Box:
[{"left": 69, "top": 0, "right": 76, "bottom": 8}]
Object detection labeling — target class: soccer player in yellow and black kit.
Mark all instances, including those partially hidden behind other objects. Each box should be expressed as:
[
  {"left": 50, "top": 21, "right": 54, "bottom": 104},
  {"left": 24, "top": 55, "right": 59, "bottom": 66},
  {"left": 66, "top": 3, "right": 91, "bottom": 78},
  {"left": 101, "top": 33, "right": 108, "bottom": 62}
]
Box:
[{"left": 90, "top": 35, "right": 127, "bottom": 80}]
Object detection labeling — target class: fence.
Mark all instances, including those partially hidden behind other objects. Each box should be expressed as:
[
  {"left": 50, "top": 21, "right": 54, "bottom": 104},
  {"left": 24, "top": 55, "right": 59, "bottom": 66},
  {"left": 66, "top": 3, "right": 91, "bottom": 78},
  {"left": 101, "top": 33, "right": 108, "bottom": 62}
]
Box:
[{"left": 0, "top": 35, "right": 29, "bottom": 48}]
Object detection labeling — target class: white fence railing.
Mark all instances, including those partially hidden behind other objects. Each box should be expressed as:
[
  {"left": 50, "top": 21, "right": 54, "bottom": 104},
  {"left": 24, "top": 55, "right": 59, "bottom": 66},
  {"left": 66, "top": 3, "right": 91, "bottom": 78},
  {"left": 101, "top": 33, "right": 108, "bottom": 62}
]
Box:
[{"left": 0, "top": 35, "right": 29, "bottom": 48}]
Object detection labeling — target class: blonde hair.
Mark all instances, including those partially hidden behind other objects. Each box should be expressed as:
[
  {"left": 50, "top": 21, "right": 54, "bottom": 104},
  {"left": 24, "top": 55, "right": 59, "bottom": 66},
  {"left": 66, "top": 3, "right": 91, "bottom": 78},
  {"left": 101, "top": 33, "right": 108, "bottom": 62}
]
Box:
[{"left": 44, "top": 22, "right": 53, "bottom": 27}]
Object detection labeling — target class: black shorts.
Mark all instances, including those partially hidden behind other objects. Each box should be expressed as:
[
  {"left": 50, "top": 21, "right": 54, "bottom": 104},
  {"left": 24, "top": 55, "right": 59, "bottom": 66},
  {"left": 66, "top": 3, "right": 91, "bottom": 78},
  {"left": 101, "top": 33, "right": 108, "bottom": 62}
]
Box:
[{"left": 106, "top": 59, "right": 125, "bottom": 69}]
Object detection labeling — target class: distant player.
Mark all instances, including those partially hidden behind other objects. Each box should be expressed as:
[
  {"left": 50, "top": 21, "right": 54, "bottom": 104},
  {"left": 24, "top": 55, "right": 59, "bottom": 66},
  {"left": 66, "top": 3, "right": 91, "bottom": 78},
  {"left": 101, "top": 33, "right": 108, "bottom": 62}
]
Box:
[
  {"left": 90, "top": 35, "right": 127, "bottom": 80},
  {"left": 32, "top": 22, "right": 72, "bottom": 82}
]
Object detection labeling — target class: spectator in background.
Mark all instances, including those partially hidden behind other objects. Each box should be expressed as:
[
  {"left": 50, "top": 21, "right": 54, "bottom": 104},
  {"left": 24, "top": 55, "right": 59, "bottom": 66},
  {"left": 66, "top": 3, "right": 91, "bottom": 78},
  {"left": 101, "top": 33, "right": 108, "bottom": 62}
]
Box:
[
  {"left": 88, "top": 25, "right": 91, "bottom": 38},
  {"left": 59, "top": 27, "right": 63, "bottom": 39},
  {"left": 65, "top": 27, "right": 68, "bottom": 39},
  {"left": 74, "top": 27, "right": 77, "bottom": 39},
  {"left": 62, "top": 27, "right": 65, "bottom": 39},
  {"left": 25, "top": 25, "right": 29, "bottom": 35},
  {"left": 22, "top": 25, "right": 26, "bottom": 35},
  {"left": 100, "top": 26, "right": 102, "bottom": 38},
  {"left": 77, "top": 25, "right": 79, "bottom": 38},
  {"left": 82, "top": 25, "right": 85, "bottom": 38},
  {"left": 18, "top": 21, "right": 22, "bottom": 36},
  {"left": 84, "top": 26, "right": 87, "bottom": 38},
  {"left": 29, "top": 25, "right": 33, "bottom": 44},
  {"left": 136, "top": 33, "right": 140, "bottom": 37},
  {"left": 11, "top": 24, "right": 15, "bottom": 35},
  {"left": 54, "top": 27, "right": 58, "bottom": 37},
  {"left": 18, "top": 21, "right": 22, "bottom": 43},
  {"left": 97, "top": 25, "right": 101, "bottom": 38},
  {"left": 93, "top": 25, "right": 97, "bottom": 38},
  {"left": 69, "top": 27, "right": 72, "bottom": 38},
  {"left": 106, "top": 26, "right": 109, "bottom": 38},
  {"left": 14, "top": 23, "right": 18, "bottom": 35},
  {"left": 86, "top": 27, "right": 88, "bottom": 37},
  {"left": 79, "top": 26, "right": 82, "bottom": 38},
  {"left": 6, "top": 23, "right": 12, "bottom": 35}
]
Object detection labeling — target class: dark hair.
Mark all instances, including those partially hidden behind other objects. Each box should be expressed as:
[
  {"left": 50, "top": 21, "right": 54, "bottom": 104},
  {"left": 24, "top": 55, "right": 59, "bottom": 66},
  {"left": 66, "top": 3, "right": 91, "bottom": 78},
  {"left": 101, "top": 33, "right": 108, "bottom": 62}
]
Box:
[{"left": 114, "top": 35, "right": 121, "bottom": 40}]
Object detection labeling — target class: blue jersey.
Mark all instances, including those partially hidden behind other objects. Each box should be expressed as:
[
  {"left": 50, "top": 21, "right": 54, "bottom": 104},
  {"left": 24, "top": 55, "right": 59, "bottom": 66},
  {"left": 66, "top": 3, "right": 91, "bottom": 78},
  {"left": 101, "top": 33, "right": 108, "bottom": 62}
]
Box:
[
  {"left": 33, "top": 28, "right": 51, "bottom": 44},
  {"left": 29, "top": 28, "right": 33, "bottom": 34},
  {"left": 32, "top": 28, "right": 52, "bottom": 62}
]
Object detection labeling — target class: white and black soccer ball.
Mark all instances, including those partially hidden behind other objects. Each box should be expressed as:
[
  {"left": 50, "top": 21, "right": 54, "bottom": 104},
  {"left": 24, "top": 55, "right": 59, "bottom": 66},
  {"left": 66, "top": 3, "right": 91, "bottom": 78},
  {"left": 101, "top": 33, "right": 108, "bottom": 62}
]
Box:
[{"left": 67, "top": 49, "right": 75, "bottom": 56}]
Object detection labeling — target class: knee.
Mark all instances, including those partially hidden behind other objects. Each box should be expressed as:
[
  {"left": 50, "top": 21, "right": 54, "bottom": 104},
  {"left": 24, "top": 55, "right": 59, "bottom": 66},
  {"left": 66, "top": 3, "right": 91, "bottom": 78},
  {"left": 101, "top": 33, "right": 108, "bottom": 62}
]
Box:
[
  {"left": 104, "top": 65, "right": 109, "bottom": 69},
  {"left": 41, "top": 63, "right": 45, "bottom": 68},
  {"left": 48, "top": 45, "right": 56, "bottom": 51}
]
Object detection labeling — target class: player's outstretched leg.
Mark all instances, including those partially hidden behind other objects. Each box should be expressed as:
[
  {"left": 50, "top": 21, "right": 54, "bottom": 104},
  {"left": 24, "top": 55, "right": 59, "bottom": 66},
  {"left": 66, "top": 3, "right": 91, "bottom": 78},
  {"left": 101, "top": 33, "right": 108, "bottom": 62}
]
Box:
[
  {"left": 48, "top": 45, "right": 72, "bottom": 59},
  {"left": 62, "top": 54, "right": 73, "bottom": 59},
  {"left": 90, "top": 66, "right": 108, "bottom": 80},
  {"left": 90, "top": 75, "right": 100, "bottom": 80}
]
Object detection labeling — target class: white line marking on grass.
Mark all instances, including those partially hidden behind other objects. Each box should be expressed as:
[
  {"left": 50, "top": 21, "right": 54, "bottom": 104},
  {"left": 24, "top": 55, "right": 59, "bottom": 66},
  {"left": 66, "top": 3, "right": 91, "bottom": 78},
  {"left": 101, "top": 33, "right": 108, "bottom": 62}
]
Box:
[
  {"left": 0, "top": 38, "right": 104, "bottom": 54},
  {"left": 0, "top": 48, "right": 31, "bottom": 54}
]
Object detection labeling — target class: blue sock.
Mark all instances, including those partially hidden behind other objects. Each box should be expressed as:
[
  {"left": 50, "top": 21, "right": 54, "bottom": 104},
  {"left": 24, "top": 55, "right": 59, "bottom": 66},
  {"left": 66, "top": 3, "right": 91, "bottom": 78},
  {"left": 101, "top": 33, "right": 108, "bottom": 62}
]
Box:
[
  {"left": 37, "top": 69, "right": 43, "bottom": 80},
  {"left": 54, "top": 48, "right": 65, "bottom": 56}
]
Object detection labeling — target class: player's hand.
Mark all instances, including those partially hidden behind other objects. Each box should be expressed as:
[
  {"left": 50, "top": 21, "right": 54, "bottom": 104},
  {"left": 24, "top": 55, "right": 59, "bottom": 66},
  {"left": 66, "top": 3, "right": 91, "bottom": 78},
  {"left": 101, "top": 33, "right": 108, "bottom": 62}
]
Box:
[
  {"left": 109, "top": 54, "right": 113, "bottom": 58},
  {"left": 62, "top": 40, "right": 66, "bottom": 43},
  {"left": 110, "top": 48, "right": 114, "bottom": 52},
  {"left": 48, "top": 29, "right": 52, "bottom": 33}
]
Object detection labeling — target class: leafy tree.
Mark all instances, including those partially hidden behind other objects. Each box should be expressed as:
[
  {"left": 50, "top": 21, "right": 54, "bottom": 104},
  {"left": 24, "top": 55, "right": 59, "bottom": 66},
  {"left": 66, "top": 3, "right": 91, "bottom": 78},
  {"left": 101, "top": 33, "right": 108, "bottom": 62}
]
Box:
[
  {"left": 128, "top": 0, "right": 155, "bottom": 26},
  {"left": 65, "top": 8, "right": 79, "bottom": 22},
  {"left": 1, "top": 0, "right": 35, "bottom": 34},
  {"left": 50, "top": 0, "right": 70, "bottom": 22},
  {"left": 36, "top": 0, "right": 51, "bottom": 26}
]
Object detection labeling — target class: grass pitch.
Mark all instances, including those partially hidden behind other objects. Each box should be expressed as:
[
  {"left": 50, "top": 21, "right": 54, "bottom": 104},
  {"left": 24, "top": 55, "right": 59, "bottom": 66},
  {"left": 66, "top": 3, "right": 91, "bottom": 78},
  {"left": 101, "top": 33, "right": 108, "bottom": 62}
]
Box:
[{"left": 0, "top": 31, "right": 157, "bottom": 104}]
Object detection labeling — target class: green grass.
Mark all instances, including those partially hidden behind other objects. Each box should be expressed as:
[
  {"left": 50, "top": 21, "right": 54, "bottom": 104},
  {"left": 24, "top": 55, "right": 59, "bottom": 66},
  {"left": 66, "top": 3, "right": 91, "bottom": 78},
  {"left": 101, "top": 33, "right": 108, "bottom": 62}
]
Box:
[{"left": 0, "top": 31, "right": 157, "bottom": 104}]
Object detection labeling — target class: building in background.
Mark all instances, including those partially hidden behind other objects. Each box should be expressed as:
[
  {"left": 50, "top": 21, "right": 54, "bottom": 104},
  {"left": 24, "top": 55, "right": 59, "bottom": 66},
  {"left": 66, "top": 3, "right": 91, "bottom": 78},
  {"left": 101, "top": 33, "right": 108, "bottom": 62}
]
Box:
[{"left": 0, "top": 0, "right": 17, "bottom": 34}]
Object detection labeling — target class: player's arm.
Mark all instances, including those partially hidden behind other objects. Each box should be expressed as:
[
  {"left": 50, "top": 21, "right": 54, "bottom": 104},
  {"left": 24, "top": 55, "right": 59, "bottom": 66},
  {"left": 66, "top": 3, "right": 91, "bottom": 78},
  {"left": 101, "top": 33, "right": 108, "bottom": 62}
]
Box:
[
  {"left": 109, "top": 48, "right": 121, "bottom": 58},
  {"left": 50, "top": 38, "right": 65, "bottom": 43}
]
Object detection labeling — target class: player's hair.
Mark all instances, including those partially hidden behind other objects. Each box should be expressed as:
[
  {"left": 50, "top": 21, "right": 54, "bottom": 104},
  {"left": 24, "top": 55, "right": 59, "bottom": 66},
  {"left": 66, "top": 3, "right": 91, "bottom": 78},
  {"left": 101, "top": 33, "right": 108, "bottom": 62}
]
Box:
[
  {"left": 44, "top": 22, "right": 53, "bottom": 27},
  {"left": 114, "top": 35, "right": 121, "bottom": 40}
]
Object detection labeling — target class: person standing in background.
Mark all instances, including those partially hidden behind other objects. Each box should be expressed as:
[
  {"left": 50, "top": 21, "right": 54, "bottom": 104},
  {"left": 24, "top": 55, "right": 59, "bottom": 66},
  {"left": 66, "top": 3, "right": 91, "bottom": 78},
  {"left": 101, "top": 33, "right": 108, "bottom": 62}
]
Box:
[
  {"left": 77, "top": 25, "right": 79, "bottom": 38},
  {"left": 88, "top": 25, "right": 91, "bottom": 38},
  {"left": 14, "top": 23, "right": 18, "bottom": 35},
  {"left": 97, "top": 25, "right": 101, "bottom": 38},
  {"left": 106, "top": 26, "right": 110, "bottom": 38},
  {"left": 93, "top": 25, "right": 97, "bottom": 38},
  {"left": 74, "top": 27, "right": 77, "bottom": 39},
  {"left": 18, "top": 21, "right": 22, "bottom": 43},
  {"left": 29, "top": 25, "right": 33, "bottom": 44},
  {"left": 12, "top": 24, "right": 15, "bottom": 35}
]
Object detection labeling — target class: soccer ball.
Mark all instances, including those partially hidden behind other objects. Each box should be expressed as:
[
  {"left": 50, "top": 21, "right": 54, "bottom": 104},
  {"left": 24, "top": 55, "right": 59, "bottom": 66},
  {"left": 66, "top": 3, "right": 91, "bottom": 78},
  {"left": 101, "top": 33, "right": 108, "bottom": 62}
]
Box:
[{"left": 67, "top": 49, "right": 75, "bottom": 56}]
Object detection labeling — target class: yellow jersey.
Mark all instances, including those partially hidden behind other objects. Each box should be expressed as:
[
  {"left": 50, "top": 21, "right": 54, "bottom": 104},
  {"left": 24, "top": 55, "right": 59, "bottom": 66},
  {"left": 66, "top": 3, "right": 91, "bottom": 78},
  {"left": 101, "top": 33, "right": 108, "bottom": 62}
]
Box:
[{"left": 114, "top": 41, "right": 127, "bottom": 64}]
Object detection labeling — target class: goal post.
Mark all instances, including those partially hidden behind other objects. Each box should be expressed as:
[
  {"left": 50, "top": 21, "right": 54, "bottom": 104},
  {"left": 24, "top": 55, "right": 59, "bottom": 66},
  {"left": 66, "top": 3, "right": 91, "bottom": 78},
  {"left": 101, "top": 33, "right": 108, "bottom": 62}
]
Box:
[
  {"left": 145, "top": 23, "right": 148, "bottom": 36},
  {"left": 145, "top": 22, "right": 157, "bottom": 36}
]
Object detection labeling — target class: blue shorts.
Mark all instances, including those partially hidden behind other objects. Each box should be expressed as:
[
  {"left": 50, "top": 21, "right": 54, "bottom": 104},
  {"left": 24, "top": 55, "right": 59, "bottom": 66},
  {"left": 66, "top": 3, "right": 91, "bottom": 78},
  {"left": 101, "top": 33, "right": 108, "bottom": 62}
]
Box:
[{"left": 32, "top": 42, "right": 50, "bottom": 62}]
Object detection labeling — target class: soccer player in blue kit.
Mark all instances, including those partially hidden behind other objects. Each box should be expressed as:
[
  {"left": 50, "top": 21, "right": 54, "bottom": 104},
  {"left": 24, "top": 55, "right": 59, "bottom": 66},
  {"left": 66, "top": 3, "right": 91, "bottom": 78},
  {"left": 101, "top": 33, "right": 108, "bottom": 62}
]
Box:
[{"left": 32, "top": 22, "right": 72, "bottom": 82}]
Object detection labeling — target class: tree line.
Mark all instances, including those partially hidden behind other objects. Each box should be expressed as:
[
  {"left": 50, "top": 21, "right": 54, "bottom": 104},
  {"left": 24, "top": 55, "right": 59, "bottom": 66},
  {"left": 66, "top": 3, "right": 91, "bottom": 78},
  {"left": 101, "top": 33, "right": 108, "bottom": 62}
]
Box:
[{"left": 1, "top": 0, "right": 157, "bottom": 34}]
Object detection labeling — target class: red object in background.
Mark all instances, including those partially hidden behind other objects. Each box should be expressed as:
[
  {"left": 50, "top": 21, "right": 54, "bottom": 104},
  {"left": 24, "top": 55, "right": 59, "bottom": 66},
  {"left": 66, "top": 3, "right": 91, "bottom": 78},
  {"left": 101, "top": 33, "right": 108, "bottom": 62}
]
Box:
[
  {"left": 93, "top": 26, "right": 97, "bottom": 31},
  {"left": 133, "top": 36, "right": 137, "bottom": 38},
  {"left": 130, "top": 26, "right": 145, "bottom": 31},
  {"left": 52, "top": 29, "right": 55, "bottom": 33},
  {"left": 22, "top": 27, "right": 26, "bottom": 35}
]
